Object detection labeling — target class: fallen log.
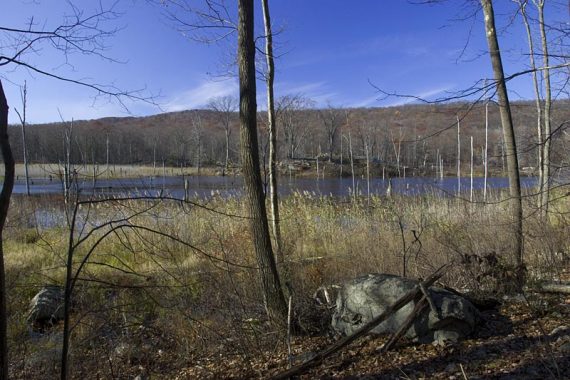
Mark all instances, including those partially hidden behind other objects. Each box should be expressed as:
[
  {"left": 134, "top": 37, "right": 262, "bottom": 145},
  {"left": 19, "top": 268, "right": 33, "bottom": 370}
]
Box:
[
  {"left": 537, "top": 282, "right": 570, "bottom": 294},
  {"left": 270, "top": 265, "right": 448, "bottom": 380}
]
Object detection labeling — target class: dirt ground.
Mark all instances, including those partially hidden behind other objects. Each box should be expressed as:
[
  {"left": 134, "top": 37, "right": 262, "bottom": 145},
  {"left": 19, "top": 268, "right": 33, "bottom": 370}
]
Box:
[{"left": 174, "top": 294, "right": 570, "bottom": 379}]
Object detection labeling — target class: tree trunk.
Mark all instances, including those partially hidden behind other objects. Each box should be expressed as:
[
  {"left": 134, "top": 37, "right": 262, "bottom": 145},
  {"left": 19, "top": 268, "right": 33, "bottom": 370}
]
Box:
[
  {"left": 238, "top": 0, "right": 287, "bottom": 325},
  {"left": 481, "top": 0, "right": 525, "bottom": 289},
  {"left": 457, "top": 115, "right": 461, "bottom": 194},
  {"left": 517, "top": 0, "right": 543, "bottom": 201},
  {"left": 484, "top": 101, "right": 488, "bottom": 201},
  {"left": 225, "top": 128, "right": 230, "bottom": 174},
  {"left": 261, "top": 0, "right": 284, "bottom": 265},
  {"left": 0, "top": 79, "right": 15, "bottom": 380},
  {"left": 536, "top": 0, "right": 551, "bottom": 217},
  {"left": 17, "top": 82, "right": 30, "bottom": 196}
]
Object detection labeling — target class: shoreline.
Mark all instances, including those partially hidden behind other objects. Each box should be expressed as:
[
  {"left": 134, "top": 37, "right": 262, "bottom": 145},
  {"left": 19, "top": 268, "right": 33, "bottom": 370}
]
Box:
[{"left": 6, "top": 163, "right": 535, "bottom": 181}]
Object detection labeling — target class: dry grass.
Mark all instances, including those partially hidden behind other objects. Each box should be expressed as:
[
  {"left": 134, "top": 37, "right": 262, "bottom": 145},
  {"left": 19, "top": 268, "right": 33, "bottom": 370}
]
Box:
[
  {"left": 3, "top": 188, "right": 570, "bottom": 378},
  {"left": 10, "top": 163, "right": 222, "bottom": 180}
]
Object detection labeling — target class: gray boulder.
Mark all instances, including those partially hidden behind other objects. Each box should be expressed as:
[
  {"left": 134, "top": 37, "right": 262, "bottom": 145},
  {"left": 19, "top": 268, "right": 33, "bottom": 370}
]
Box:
[
  {"left": 27, "top": 285, "right": 65, "bottom": 326},
  {"left": 331, "top": 274, "right": 481, "bottom": 344}
]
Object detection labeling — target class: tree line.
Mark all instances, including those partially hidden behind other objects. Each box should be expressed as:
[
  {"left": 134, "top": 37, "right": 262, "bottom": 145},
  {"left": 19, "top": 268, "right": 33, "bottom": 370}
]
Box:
[{"left": 7, "top": 99, "right": 570, "bottom": 177}]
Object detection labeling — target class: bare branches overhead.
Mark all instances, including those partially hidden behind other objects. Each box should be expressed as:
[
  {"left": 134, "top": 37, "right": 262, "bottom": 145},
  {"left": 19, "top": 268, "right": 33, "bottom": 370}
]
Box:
[{"left": 0, "top": 1, "right": 156, "bottom": 109}]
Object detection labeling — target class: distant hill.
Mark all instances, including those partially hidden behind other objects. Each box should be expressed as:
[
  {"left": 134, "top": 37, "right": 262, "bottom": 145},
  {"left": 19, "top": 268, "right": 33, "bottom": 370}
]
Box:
[{"left": 7, "top": 100, "right": 570, "bottom": 174}]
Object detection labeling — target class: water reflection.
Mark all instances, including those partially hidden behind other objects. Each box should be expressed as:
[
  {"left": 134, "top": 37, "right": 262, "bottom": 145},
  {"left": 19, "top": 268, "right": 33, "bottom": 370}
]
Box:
[{"left": 11, "top": 175, "right": 538, "bottom": 198}]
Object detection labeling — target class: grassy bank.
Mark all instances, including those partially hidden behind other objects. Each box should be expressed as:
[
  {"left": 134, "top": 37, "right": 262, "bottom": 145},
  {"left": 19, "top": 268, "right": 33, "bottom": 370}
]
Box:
[
  {"left": 3, "top": 189, "right": 570, "bottom": 378},
  {"left": 10, "top": 163, "right": 222, "bottom": 180},
  {"left": 8, "top": 162, "right": 520, "bottom": 182}
]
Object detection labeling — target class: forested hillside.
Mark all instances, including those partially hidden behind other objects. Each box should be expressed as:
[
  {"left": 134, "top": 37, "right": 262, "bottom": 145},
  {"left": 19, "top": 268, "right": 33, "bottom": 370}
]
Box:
[{"left": 9, "top": 100, "right": 570, "bottom": 175}]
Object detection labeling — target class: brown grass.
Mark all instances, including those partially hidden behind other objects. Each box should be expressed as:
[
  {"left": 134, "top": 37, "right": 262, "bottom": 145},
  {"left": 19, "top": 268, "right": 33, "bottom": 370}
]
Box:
[{"left": 3, "top": 188, "right": 570, "bottom": 378}]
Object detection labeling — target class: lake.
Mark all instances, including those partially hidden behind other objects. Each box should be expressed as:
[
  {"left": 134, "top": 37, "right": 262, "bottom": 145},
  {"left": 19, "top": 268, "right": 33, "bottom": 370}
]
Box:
[{"left": 11, "top": 175, "right": 539, "bottom": 199}]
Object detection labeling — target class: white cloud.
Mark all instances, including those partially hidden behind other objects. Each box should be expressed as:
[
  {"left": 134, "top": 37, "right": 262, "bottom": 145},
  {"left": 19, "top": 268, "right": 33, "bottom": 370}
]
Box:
[
  {"left": 164, "top": 80, "right": 238, "bottom": 112},
  {"left": 275, "top": 81, "right": 327, "bottom": 95}
]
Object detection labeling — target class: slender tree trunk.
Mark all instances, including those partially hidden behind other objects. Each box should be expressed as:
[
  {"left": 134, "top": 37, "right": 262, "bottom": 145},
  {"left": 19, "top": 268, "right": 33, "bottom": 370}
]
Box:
[
  {"left": 261, "top": 0, "right": 283, "bottom": 264},
  {"left": 106, "top": 134, "right": 110, "bottom": 178},
  {"left": 225, "top": 128, "right": 230, "bottom": 174},
  {"left": 340, "top": 133, "right": 343, "bottom": 178},
  {"left": 61, "top": 204, "right": 78, "bottom": 380},
  {"left": 365, "top": 140, "right": 370, "bottom": 206},
  {"left": 16, "top": 82, "right": 31, "bottom": 196},
  {"left": 238, "top": 0, "right": 287, "bottom": 325},
  {"left": 457, "top": 115, "right": 461, "bottom": 194},
  {"left": 348, "top": 133, "right": 355, "bottom": 200},
  {"left": 536, "top": 0, "right": 551, "bottom": 217},
  {"left": 436, "top": 149, "right": 440, "bottom": 179},
  {"left": 484, "top": 102, "right": 489, "bottom": 201},
  {"left": 481, "top": 0, "right": 525, "bottom": 288},
  {"left": 470, "top": 136, "right": 474, "bottom": 203},
  {"left": 153, "top": 140, "right": 157, "bottom": 171},
  {"left": 0, "top": 79, "right": 15, "bottom": 380},
  {"left": 328, "top": 134, "right": 333, "bottom": 163},
  {"left": 517, "top": 0, "right": 544, "bottom": 200}
]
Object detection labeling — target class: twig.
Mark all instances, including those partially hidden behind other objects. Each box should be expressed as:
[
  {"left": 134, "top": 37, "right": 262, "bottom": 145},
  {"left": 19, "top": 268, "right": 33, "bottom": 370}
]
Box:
[
  {"left": 419, "top": 281, "right": 439, "bottom": 315},
  {"left": 460, "top": 363, "right": 469, "bottom": 380}
]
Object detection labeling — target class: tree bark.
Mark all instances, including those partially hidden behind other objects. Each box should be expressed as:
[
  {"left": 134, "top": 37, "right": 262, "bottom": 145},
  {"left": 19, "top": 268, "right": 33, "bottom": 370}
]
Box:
[
  {"left": 261, "top": 0, "right": 284, "bottom": 265},
  {"left": 238, "top": 0, "right": 287, "bottom": 325},
  {"left": 0, "top": 79, "right": 15, "bottom": 380},
  {"left": 481, "top": 0, "right": 525, "bottom": 288}
]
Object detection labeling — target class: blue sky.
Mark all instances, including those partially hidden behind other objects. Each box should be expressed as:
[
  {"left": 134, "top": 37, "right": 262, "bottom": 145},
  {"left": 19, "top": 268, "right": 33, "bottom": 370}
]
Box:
[{"left": 0, "top": 0, "right": 552, "bottom": 124}]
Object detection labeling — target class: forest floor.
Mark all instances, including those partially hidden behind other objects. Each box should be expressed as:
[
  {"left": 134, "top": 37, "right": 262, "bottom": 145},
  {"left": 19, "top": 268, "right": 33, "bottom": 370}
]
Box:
[{"left": 173, "top": 294, "right": 570, "bottom": 379}]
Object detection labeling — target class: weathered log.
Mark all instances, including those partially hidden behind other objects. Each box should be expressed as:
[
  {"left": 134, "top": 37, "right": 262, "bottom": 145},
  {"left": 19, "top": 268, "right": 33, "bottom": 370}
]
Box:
[{"left": 538, "top": 282, "right": 570, "bottom": 294}]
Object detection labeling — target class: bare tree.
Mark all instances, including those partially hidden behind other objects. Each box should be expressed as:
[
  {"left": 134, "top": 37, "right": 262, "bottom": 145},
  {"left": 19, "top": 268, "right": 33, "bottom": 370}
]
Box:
[
  {"left": 390, "top": 125, "right": 405, "bottom": 177},
  {"left": 481, "top": 0, "right": 525, "bottom": 288},
  {"left": 457, "top": 115, "right": 461, "bottom": 194},
  {"left": 514, "top": 0, "right": 544, "bottom": 197},
  {"left": 318, "top": 104, "right": 343, "bottom": 162},
  {"left": 209, "top": 95, "right": 238, "bottom": 173},
  {"left": 238, "top": 0, "right": 287, "bottom": 325},
  {"left": 0, "top": 3, "right": 154, "bottom": 377},
  {"left": 260, "top": 0, "right": 284, "bottom": 263},
  {"left": 276, "top": 94, "right": 314, "bottom": 159},
  {"left": 533, "top": 0, "right": 553, "bottom": 217},
  {"left": 14, "top": 81, "right": 30, "bottom": 196},
  {"left": 358, "top": 121, "right": 376, "bottom": 206},
  {"left": 191, "top": 111, "right": 204, "bottom": 174},
  {"left": 0, "top": 80, "right": 14, "bottom": 380}
]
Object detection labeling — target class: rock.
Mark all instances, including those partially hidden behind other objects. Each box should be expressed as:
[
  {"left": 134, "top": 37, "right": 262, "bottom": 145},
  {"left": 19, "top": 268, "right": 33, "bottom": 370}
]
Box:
[
  {"left": 331, "top": 274, "right": 481, "bottom": 343},
  {"left": 27, "top": 285, "right": 65, "bottom": 327},
  {"left": 559, "top": 341, "right": 570, "bottom": 353}
]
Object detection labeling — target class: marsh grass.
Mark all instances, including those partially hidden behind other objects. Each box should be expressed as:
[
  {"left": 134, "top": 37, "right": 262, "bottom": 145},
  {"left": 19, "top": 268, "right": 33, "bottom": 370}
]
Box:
[
  {"left": 3, "top": 187, "right": 570, "bottom": 378},
  {"left": 13, "top": 163, "right": 221, "bottom": 181}
]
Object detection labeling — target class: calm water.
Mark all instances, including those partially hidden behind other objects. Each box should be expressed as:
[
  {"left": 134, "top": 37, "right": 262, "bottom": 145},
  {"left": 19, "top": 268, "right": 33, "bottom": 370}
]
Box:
[{"left": 12, "top": 175, "right": 539, "bottom": 199}]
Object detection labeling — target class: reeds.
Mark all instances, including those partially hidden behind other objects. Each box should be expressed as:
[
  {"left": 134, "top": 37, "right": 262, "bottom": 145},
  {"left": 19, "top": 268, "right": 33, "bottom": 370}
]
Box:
[{"left": 3, "top": 187, "right": 569, "bottom": 377}]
